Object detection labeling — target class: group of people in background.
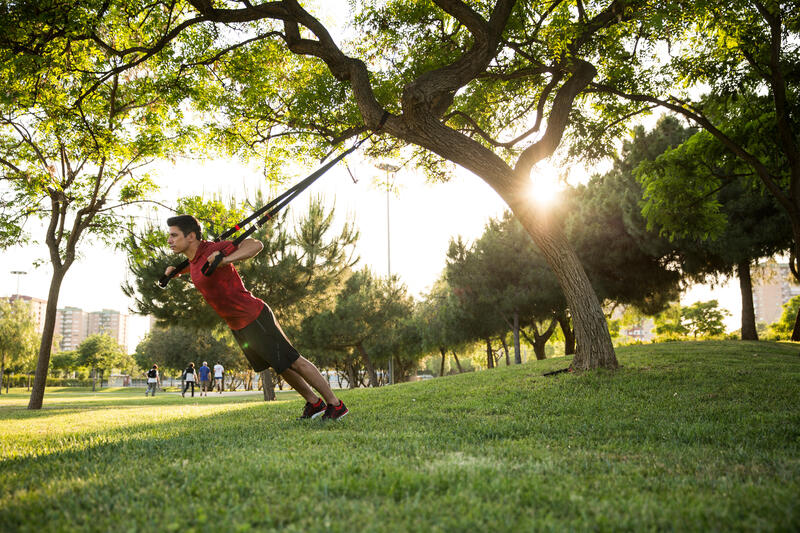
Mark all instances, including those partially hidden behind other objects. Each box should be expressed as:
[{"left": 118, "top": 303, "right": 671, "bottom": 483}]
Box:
[
  {"left": 181, "top": 361, "right": 224, "bottom": 397},
  {"left": 143, "top": 361, "right": 225, "bottom": 397}
]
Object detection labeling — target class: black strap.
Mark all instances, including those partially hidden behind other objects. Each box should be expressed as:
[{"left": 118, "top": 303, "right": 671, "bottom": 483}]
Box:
[
  {"left": 157, "top": 141, "right": 361, "bottom": 288},
  {"left": 374, "top": 110, "right": 391, "bottom": 131}
]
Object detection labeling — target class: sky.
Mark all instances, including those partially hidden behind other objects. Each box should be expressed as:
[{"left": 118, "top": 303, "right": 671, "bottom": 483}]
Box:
[{"left": 1, "top": 150, "right": 744, "bottom": 354}]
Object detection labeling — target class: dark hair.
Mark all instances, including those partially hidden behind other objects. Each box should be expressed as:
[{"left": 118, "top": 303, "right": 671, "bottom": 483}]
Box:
[
  {"left": 152, "top": 364, "right": 158, "bottom": 369},
  {"left": 167, "top": 215, "right": 202, "bottom": 240},
  {"left": 189, "top": 362, "right": 195, "bottom": 368}
]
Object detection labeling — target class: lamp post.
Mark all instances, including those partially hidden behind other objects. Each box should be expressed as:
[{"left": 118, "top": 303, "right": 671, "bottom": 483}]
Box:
[
  {"left": 375, "top": 163, "right": 400, "bottom": 385},
  {"left": 10, "top": 270, "right": 27, "bottom": 297}
]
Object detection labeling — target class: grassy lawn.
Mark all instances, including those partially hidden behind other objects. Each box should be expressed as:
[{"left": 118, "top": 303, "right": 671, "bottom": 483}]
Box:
[{"left": 1, "top": 341, "right": 798, "bottom": 532}]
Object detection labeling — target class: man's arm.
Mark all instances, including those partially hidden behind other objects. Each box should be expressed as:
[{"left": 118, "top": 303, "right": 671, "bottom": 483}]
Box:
[{"left": 210, "top": 238, "right": 264, "bottom": 265}]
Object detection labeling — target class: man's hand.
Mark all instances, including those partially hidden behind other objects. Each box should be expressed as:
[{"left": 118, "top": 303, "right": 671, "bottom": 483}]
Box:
[
  {"left": 207, "top": 250, "right": 227, "bottom": 266},
  {"left": 165, "top": 265, "right": 176, "bottom": 276}
]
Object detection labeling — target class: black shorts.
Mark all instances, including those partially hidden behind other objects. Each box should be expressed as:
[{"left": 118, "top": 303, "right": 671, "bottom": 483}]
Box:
[{"left": 231, "top": 305, "right": 300, "bottom": 374}]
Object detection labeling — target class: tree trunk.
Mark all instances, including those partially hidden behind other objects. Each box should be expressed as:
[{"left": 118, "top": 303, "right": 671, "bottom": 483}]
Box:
[
  {"left": 260, "top": 369, "right": 276, "bottom": 401},
  {"left": 92, "top": 368, "right": 97, "bottom": 392},
  {"left": 451, "top": 351, "right": 463, "bottom": 373},
  {"left": 792, "top": 308, "right": 800, "bottom": 342},
  {"left": 28, "top": 267, "right": 67, "bottom": 409},
  {"left": 0, "top": 359, "right": 4, "bottom": 395},
  {"left": 557, "top": 310, "right": 576, "bottom": 356},
  {"left": 499, "top": 335, "right": 510, "bottom": 366},
  {"left": 508, "top": 204, "right": 616, "bottom": 370},
  {"left": 356, "top": 343, "right": 379, "bottom": 387},
  {"left": 439, "top": 347, "right": 447, "bottom": 377},
  {"left": 344, "top": 360, "right": 359, "bottom": 389},
  {"left": 738, "top": 260, "right": 758, "bottom": 341},
  {"left": 789, "top": 231, "right": 800, "bottom": 340},
  {"left": 485, "top": 338, "right": 493, "bottom": 369},
  {"left": 513, "top": 313, "right": 522, "bottom": 364}
]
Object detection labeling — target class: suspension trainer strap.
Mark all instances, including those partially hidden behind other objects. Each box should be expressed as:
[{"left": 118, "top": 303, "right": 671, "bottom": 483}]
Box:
[{"left": 157, "top": 142, "right": 361, "bottom": 288}]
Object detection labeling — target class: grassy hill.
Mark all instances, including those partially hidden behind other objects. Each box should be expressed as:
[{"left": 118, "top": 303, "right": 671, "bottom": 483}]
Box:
[{"left": 1, "top": 341, "right": 798, "bottom": 532}]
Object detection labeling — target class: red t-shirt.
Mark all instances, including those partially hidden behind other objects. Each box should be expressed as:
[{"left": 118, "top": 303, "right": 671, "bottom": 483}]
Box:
[{"left": 189, "top": 241, "right": 265, "bottom": 330}]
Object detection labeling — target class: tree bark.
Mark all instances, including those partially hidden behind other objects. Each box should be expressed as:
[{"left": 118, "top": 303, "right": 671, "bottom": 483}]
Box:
[
  {"left": 557, "top": 309, "right": 576, "bottom": 356},
  {"left": 356, "top": 343, "right": 379, "bottom": 387},
  {"left": 792, "top": 307, "right": 800, "bottom": 342},
  {"left": 260, "top": 369, "right": 276, "bottom": 401},
  {"left": 738, "top": 260, "right": 758, "bottom": 341},
  {"left": 534, "top": 318, "right": 559, "bottom": 360},
  {"left": 344, "top": 359, "right": 359, "bottom": 389},
  {"left": 451, "top": 351, "right": 463, "bottom": 373},
  {"left": 499, "top": 335, "right": 510, "bottom": 366},
  {"left": 513, "top": 313, "right": 522, "bottom": 364},
  {"left": 0, "top": 360, "right": 4, "bottom": 395},
  {"left": 28, "top": 267, "right": 67, "bottom": 409},
  {"left": 439, "top": 347, "right": 447, "bottom": 377},
  {"left": 485, "top": 337, "right": 493, "bottom": 369}
]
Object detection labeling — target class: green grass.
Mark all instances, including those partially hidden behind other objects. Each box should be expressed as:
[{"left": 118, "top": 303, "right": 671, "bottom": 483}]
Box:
[{"left": 1, "top": 341, "right": 798, "bottom": 532}]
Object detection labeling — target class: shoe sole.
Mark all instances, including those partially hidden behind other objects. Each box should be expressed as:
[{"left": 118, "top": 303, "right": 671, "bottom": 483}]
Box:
[
  {"left": 323, "top": 409, "right": 349, "bottom": 421},
  {"left": 310, "top": 410, "right": 325, "bottom": 420}
]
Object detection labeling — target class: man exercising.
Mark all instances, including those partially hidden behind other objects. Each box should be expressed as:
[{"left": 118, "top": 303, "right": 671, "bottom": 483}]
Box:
[{"left": 164, "top": 214, "right": 348, "bottom": 420}]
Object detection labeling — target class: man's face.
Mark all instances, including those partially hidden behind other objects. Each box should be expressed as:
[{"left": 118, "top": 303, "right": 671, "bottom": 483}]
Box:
[{"left": 167, "top": 226, "right": 195, "bottom": 254}]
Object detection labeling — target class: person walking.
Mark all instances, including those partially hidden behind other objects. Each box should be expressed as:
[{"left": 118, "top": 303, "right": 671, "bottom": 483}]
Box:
[
  {"left": 165, "top": 215, "right": 347, "bottom": 420},
  {"left": 213, "top": 362, "right": 224, "bottom": 395},
  {"left": 182, "top": 362, "right": 197, "bottom": 398},
  {"left": 144, "top": 364, "right": 160, "bottom": 397},
  {"left": 198, "top": 361, "right": 212, "bottom": 397}
]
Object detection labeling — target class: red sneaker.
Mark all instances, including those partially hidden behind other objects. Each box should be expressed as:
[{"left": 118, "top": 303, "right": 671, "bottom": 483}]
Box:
[
  {"left": 299, "top": 399, "right": 327, "bottom": 420},
  {"left": 322, "top": 401, "right": 349, "bottom": 421}
]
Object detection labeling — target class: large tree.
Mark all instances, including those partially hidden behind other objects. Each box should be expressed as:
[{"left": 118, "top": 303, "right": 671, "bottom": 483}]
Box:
[
  {"left": 574, "top": 114, "right": 792, "bottom": 340},
  {"left": 0, "top": 3, "right": 191, "bottom": 408},
  {"left": 4, "top": 1, "right": 639, "bottom": 370},
  {"left": 589, "top": 1, "right": 800, "bottom": 312},
  {"left": 634, "top": 113, "right": 793, "bottom": 340}
]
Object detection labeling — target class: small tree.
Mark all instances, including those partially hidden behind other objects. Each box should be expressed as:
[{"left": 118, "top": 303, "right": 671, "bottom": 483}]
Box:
[
  {"left": 76, "top": 334, "right": 124, "bottom": 392},
  {"left": 653, "top": 304, "right": 688, "bottom": 342},
  {"left": 768, "top": 296, "right": 800, "bottom": 340},
  {"left": 299, "top": 269, "right": 413, "bottom": 387},
  {"left": 0, "top": 299, "right": 38, "bottom": 393},
  {"left": 681, "top": 301, "right": 730, "bottom": 340}
]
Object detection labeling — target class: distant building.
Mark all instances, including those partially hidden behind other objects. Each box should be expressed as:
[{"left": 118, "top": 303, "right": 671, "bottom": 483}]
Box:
[
  {"left": 87, "top": 309, "right": 128, "bottom": 352},
  {"left": 8, "top": 295, "right": 48, "bottom": 334},
  {"left": 752, "top": 262, "right": 800, "bottom": 325},
  {"left": 55, "top": 306, "right": 89, "bottom": 351},
  {"left": 620, "top": 318, "right": 656, "bottom": 342}
]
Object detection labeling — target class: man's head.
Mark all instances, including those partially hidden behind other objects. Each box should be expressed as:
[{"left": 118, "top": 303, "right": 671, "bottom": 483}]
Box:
[
  {"left": 203, "top": 361, "right": 208, "bottom": 366},
  {"left": 167, "top": 215, "right": 202, "bottom": 254}
]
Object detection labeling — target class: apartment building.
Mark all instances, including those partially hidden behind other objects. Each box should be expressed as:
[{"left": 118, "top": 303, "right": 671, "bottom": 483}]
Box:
[
  {"left": 55, "top": 306, "right": 89, "bottom": 352},
  {"left": 5, "top": 295, "right": 131, "bottom": 352},
  {"left": 87, "top": 309, "right": 128, "bottom": 350},
  {"left": 8, "top": 294, "right": 48, "bottom": 334},
  {"left": 752, "top": 262, "right": 800, "bottom": 325}
]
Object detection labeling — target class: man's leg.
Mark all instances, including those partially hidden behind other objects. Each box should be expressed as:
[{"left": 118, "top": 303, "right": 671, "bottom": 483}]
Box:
[
  {"left": 286, "top": 356, "right": 341, "bottom": 406},
  {"left": 280, "top": 367, "right": 320, "bottom": 404}
]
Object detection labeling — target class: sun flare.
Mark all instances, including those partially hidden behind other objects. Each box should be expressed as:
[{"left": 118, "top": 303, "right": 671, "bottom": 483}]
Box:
[{"left": 528, "top": 163, "right": 564, "bottom": 207}]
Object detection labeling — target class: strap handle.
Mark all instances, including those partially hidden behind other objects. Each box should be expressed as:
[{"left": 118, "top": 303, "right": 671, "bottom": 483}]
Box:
[{"left": 201, "top": 251, "right": 226, "bottom": 277}]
